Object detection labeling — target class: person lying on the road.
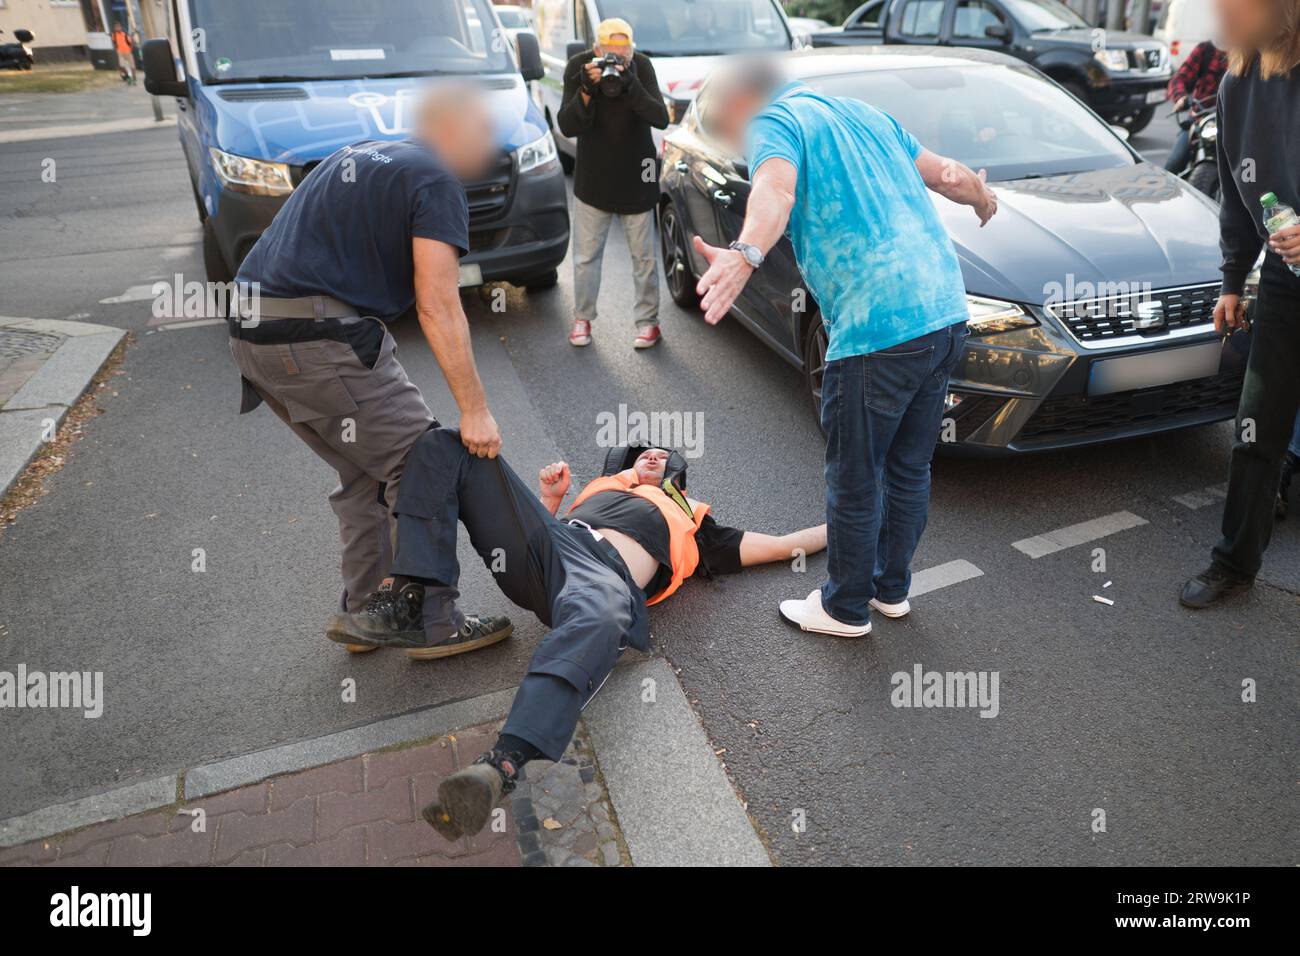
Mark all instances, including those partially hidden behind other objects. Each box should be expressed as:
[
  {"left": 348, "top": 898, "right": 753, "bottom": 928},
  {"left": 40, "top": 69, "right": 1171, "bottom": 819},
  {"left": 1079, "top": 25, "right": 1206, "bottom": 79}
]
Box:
[{"left": 326, "top": 435, "right": 826, "bottom": 838}]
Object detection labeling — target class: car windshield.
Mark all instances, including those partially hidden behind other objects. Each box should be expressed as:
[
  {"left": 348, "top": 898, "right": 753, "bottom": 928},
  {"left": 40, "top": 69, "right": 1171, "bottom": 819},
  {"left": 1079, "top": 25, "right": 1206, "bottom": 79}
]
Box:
[
  {"left": 1001, "top": 0, "right": 1089, "bottom": 32},
  {"left": 495, "top": 7, "right": 530, "bottom": 29},
  {"left": 594, "top": 0, "right": 790, "bottom": 55},
  {"left": 806, "top": 64, "right": 1134, "bottom": 182},
  {"left": 187, "top": 0, "right": 514, "bottom": 83}
]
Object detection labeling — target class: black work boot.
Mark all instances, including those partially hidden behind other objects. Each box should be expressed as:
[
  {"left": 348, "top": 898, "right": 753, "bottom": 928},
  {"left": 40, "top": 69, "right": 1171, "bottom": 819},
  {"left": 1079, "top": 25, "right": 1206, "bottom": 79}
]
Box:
[
  {"left": 1179, "top": 565, "right": 1254, "bottom": 609},
  {"left": 405, "top": 614, "right": 514, "bottom": 660},
  {"left": 421, "top": 750, "right": 522, "bottom": 839},
  {"left": 326, "top": 581, "right": 426, "bottom": 648},
  {"left": 1276, "top": 452, "right": 1297, "bottom": 521}
]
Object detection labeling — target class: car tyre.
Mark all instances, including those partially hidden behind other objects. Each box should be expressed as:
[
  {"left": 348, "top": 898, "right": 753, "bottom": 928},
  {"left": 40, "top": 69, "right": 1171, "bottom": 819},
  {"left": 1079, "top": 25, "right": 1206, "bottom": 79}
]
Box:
[
  {"left": 659, "top": 201, "right": 701, "bottom": 309},
  {"left": 802, "top": 314, "right": 828, "bottom": 436},
  {"left": 1124, "top": 106, "right": 1155, "bottom": 134},
  {"left": 202, "top": 219, "right": 235, "bottom": 285},
  {"left": 1188, "top": 161, "right": 1220, "bottom": 200}
]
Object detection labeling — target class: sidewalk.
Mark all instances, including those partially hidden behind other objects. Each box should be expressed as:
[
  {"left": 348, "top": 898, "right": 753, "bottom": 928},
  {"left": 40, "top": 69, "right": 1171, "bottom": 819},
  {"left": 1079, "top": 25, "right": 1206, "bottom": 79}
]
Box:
[
  {"left": 0, "top": 719, "right": 626, "bottom": 868},
  {"left": 0, "top": 317, "right": 126, "bottom": 502}
]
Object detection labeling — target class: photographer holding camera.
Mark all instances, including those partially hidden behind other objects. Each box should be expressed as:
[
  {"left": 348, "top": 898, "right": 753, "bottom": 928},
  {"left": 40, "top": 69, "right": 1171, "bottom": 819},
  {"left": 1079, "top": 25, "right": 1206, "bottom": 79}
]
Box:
[{"left": 558, "top": 18, "right": 669, "bottom": 349}]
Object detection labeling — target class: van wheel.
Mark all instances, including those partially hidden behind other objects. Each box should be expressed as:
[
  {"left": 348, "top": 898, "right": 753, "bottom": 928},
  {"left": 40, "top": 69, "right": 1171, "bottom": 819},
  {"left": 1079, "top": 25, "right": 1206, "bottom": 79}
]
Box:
[
  {"left": 659, "top": 202, "right": 700, "bottom": 309},
  {"left": 1188, "top": 161, "right": 1220, "bottom": 199},
  {"left": 525, "top": 269, "right": 559, "bottom": 292},
  {"left": 203, "top": 220, "right": 235, "bottom": 284},
  {"left": 802, "top": 315, "right": 828, "bottom": 435}
]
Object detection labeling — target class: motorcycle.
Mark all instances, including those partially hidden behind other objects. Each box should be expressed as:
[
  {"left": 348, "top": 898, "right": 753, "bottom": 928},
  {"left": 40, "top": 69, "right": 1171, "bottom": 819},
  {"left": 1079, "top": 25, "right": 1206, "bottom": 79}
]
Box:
[
  {"left": 0, "top": 28, "right": 35, "bottom": 71},
  {"left": 1169, "top": 95, "right": 1219, "bottom": 200}
]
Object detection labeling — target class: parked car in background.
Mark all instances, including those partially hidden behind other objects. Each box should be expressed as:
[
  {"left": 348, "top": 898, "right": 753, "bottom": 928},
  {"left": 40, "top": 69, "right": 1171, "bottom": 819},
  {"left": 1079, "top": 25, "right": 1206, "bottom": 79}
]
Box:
[
  {"left": 1154, "top": 0, "right": 1216, "bottom": 69},
  {"left": 532, "top": 0, "right": 798, "bottom": 171},
  {"left": 143, "top": 0, "right": 569, "bottom": 291},
  {"left": 659, "top": 47, "right": 1242, "bottom": 454},
  {"left": 787, "top": 15, "right": 833, "bottom": 41},
  {"left": 813, "top": 0, "right": 1171, "bottom": 132},
  {"left": 494, "top": 4, "right": 537, "bottom": 50}
]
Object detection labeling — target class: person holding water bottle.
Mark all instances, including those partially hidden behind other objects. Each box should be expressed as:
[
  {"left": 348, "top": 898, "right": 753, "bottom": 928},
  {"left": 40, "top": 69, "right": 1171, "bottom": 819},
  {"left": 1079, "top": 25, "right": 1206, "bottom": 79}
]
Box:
[{"left": 1180, "top": 0, "right": 1300, "bottom": 608}]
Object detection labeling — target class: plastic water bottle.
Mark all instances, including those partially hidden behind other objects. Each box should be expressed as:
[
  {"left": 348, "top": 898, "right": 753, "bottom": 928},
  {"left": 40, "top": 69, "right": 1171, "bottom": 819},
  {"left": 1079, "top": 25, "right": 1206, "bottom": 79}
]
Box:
[{"left": 1260, "top": 192, "right": 1300, "bottom": 276}]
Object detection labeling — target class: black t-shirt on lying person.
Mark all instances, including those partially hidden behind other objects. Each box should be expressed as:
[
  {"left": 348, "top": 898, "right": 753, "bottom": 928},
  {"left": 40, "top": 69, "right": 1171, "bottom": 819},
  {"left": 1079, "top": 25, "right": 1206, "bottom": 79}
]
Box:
[
  {"left": 568, "top": 490, "right": 745, "bottom": 597},
  {"left": 236, "top": 139, "right": 468, "bottom": 322}
]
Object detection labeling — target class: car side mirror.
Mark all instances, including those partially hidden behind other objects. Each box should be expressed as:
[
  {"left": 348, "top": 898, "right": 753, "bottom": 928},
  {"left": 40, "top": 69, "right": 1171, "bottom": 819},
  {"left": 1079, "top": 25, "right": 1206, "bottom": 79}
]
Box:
[
  {"left": 515, "top": 30, "right": 544, "bottom": 82},
  {"left": 13, "top": 29, "right": 34, "bottom": 43},
  {"left": 983, "top": 23, "right": 1010, "bottom": 41},
  {"left": 142, "top": 38, "right": 187, "bottom": 97},
  {"left": 566, "top": 40, "right": 588, "bottom": 62}
]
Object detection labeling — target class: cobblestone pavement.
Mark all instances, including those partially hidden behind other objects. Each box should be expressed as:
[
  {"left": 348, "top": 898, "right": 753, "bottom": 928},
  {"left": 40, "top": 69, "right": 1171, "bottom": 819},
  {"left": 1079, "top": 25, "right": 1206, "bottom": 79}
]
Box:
[
  {"left": 511, "top": 721, "right": 628, "bottom": 867},
  {"left": 0, "top": 719, "right": 627, "bottom": 867},
  {"left": 0, "top": 328, "right": 63, "bottom": 407}
]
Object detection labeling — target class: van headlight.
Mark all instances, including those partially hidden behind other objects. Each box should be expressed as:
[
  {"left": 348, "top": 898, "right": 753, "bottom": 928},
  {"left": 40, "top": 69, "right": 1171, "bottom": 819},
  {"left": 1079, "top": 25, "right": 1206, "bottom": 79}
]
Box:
[
  {"left": 208, "top": 148, "right": 294, "bottom": 196},
  {"left": 966, "top": 295, "right": 1037, "bottom": 335},
  {"left": 514, "top": 132, "right": 558, "bottom": 174},
  {"left": 1094, "top": 49, "right": 1130, "bottom": 72}
]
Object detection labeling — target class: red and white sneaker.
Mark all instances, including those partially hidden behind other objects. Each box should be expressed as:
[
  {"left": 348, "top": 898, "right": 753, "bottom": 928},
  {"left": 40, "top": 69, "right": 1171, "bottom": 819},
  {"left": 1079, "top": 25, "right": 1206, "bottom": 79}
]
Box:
[
  {"left": 633, "top": 325, "right": 662, "bottom": 349},
  {"left": 568, "top": 319, "right": 592, "bottom": 347}
]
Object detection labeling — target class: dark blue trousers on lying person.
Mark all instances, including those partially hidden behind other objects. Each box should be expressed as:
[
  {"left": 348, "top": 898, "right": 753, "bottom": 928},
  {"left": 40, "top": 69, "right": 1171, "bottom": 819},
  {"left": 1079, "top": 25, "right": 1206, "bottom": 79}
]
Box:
[{"left": 390, "top": 427, "right": 650, "bottom": 760}]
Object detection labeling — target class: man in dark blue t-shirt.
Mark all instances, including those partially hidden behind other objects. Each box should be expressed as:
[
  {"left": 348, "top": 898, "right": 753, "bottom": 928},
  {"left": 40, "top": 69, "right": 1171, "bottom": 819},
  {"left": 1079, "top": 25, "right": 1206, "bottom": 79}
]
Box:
[{"left": 230, "top": 84, "right": 513, "bottom": 658}]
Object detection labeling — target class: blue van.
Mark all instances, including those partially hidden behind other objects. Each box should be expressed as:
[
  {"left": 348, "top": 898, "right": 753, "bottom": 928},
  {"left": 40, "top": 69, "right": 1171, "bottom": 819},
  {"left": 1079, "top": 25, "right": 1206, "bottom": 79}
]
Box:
[{"left": 141, "top": 0, "right": 569, "bottom": 290}]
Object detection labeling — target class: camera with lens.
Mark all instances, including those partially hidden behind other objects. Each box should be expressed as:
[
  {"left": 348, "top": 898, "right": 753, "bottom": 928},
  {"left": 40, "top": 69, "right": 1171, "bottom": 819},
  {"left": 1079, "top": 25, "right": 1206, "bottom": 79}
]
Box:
[{"left": 593, "top": 52, "right": 628, "bottom": 97}]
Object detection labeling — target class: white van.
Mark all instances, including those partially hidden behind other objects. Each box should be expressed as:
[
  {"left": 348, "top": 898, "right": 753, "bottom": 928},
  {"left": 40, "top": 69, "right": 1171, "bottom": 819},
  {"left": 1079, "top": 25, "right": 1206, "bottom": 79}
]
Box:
[
  {"left": 1154, "top": 0, "right": 1217, "bottom": 70},
  {"left": 531, "top": 0, "right": 798, "bottom": 169}
]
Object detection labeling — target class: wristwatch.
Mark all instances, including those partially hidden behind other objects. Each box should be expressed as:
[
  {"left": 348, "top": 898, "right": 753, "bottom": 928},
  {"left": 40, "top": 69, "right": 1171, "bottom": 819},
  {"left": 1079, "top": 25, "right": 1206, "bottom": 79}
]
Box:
[{"left": 728, "top": 240, "right": 765, "bottom": 269}]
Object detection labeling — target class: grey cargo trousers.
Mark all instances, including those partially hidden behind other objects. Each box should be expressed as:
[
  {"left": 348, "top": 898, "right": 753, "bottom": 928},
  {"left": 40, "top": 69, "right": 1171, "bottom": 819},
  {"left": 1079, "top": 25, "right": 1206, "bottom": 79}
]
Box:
[{"left": 229, "top": 303, "right": 463, "bottom": 636}]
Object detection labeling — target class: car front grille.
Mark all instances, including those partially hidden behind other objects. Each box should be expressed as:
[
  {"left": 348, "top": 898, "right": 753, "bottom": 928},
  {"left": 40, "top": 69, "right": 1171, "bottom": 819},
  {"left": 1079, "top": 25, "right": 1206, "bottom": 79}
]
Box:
[
  {"left": 1018, "top": 371, "right": 1243, "bottom": 442},
  {"left": 1047, "top": 282, "right": 1220, "bottom": 344},
  {"left": 466, "top": 152, "right": 514, "bottom": 227}
]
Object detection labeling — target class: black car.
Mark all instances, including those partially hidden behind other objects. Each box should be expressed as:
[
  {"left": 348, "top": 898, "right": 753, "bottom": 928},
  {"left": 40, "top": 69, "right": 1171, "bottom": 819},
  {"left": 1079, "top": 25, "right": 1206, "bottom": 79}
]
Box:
[
  {"left": 658, "top": 47, "right": 1245, "bottom": 454},
  {"left": 812, "top": 0, "right": 1170, "bottom": 132}
]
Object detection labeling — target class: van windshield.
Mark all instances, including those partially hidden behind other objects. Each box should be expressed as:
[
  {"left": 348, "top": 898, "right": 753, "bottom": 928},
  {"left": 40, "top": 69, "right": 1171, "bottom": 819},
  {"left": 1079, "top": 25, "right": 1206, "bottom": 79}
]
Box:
[
  {"left": 187, "top": 0, "right": 514, "bottom": 83},
  {"left": 594, "top": 0, "right": 790, "bottom": 56}
]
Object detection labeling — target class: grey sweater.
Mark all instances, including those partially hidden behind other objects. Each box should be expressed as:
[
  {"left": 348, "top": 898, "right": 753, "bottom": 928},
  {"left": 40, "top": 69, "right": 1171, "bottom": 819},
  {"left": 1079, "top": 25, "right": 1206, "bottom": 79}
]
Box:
[{"left": 1216, "top": 60, "right": 1300, "bottom": 294}]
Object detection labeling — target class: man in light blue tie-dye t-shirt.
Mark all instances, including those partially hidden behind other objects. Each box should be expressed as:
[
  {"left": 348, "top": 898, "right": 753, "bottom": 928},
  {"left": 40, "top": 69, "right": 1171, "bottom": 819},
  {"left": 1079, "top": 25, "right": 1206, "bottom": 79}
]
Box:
[{"left": 695, "top": 59, "right": 998, "bottom": 638}]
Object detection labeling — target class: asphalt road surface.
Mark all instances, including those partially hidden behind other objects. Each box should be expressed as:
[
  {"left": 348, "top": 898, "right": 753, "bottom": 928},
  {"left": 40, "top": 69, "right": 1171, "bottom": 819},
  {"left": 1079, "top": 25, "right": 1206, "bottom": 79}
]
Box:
[{"left": 0, "top": 85, "right": 1294, "bottom": 865}]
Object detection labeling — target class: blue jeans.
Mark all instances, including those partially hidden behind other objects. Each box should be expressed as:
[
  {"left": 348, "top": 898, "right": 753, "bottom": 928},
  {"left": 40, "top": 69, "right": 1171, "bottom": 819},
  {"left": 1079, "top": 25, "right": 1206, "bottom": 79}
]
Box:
[{"left": 820, "top": 322, "right": 968, "bottom": 625}]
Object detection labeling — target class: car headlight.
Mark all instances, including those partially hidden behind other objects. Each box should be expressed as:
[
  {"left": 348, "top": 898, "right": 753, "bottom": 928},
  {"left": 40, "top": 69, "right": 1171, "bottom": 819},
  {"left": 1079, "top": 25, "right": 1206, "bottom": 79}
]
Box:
[
  {"left": 966, "top": 295, "right": 1037, "bottom": 335},
  {"left": 208, "top": 147, "right": 294, "bottom": 196},
  {"left": 514, "top": 132, "right": 558, "bottom": 174},
  {"left": 1094, "top": 49, "right": 1130, "bottom": 72}
]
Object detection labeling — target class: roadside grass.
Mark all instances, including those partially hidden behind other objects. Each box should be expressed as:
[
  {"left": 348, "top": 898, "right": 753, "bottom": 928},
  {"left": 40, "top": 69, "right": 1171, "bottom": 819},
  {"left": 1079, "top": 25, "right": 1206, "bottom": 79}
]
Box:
[{"left": 0, "top": 66, "right": 123, "bottom": 95}]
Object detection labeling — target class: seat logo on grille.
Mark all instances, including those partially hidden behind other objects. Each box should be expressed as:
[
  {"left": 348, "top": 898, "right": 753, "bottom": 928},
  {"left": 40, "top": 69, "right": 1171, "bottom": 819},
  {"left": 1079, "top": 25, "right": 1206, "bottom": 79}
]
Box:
[{"left": 1134, "top": 300, "right": 1165, "bottom": 330}]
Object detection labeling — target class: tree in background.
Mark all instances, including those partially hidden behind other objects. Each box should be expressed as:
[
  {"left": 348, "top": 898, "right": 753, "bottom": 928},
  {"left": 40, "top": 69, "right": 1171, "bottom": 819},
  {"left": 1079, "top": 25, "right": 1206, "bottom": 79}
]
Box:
[{"left": 782, "top": 0, "right": 858, "bottom": 25}]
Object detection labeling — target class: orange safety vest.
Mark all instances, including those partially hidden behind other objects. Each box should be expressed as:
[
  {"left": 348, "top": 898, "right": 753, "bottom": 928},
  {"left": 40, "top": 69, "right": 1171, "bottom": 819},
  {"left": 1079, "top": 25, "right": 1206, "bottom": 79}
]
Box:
[{"left": 568, "top": 469, "right": 709, "bottom": 606}]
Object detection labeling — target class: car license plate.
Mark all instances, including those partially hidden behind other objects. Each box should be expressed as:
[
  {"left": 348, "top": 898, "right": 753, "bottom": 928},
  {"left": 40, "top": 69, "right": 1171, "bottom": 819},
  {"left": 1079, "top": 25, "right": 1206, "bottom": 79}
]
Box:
[
  {"left": 1088, "top": 341, "right": 1221, "bottom": 396},
  {"left": 1145, "top": 89, "right": 1166, "bottom": 105},
  {"left": 458, "top": 263, "right": 483, "bottom": 288}
]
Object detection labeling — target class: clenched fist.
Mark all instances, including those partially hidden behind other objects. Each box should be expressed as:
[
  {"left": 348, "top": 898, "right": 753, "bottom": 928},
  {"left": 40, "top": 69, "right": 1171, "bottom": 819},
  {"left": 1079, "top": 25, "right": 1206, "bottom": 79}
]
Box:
[{"left": 539, "top": 461, "right": 571, "bottom": 507}]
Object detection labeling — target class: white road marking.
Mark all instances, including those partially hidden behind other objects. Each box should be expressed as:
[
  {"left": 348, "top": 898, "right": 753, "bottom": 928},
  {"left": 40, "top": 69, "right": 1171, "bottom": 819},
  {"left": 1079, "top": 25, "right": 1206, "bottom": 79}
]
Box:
[
  {"left": 1012, "top": 510, "right": 1148, "bottom": 559},
  {"left": 908, "top": 559, "right": 984, "bottom": 598},
  {"left": 99, "top": 285, "right": 158, "bottom": 305},
  {"left": 158, "top": 318, "right": 223, "bottom": 331},
  {"left": 0, "top": 115, "right": 176, "bottom": 145},
  {"left": 1172, "top": 484, "right": 1227, "bottom": 510}
]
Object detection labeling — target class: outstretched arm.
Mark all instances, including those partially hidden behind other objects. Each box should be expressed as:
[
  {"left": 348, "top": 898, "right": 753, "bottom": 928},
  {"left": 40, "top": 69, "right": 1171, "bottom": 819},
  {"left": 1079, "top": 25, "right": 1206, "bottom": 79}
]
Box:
[
  {"left": 538, "top": 461, "right": 571, "bottom": 516},
  {"left": 914, "top": 148, "right": 997, "bottom": 226},
  {"left": 738, "top": 523, "right": 826, "bottom": 568}
]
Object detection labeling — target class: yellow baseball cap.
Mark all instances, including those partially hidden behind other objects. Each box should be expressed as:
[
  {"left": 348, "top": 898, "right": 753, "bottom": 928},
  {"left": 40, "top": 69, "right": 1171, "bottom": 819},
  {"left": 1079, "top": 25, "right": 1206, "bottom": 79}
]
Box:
[{"left": 596, "top": 17, "right": 634, "bottom": 45}]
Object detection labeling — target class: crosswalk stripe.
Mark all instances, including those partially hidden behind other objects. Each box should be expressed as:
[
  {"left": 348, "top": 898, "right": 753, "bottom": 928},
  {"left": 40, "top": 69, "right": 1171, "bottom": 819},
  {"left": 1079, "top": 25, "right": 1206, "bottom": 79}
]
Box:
[{"left": 908, "top": 559, "right": 984, "bottom": 597}]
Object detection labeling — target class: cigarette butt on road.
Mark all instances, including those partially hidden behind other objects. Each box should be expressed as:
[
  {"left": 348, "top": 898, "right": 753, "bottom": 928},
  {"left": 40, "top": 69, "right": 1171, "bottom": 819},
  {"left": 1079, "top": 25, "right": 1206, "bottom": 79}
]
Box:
[
  {"left": 1093, "top": 595, "right": 1114, "bottom": 606},
  {"left": 1102, "top": 581, "right": 1112, "bottom": 588}
]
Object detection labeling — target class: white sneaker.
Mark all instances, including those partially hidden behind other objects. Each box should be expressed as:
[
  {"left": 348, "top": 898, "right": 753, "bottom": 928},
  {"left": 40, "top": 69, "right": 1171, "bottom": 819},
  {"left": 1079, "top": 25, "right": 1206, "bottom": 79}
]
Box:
[
  {"left": 869, "top": 596, "right": 911, "bottom": 619},
  {"left": 779, "top": 589, "right": 871, "bottom": 637}
]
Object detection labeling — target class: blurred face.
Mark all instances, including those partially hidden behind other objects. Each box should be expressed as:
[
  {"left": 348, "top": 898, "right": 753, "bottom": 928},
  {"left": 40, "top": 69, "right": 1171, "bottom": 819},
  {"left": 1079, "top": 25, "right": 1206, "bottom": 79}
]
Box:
[
  {"left": 632, "top": 449, "right": 669, "bottom": 484},
  {"left": 1213, "top": 0, "right": 1278, "bottom": 49},
  {"left": 595, "top": 33, "right": 632, "bottom": 61},
  {"left": 713, "top": 88, "right": 765, "bottom": 153},
  {"left": 416, "top": 89, "right": 496, "bottom": 180}
]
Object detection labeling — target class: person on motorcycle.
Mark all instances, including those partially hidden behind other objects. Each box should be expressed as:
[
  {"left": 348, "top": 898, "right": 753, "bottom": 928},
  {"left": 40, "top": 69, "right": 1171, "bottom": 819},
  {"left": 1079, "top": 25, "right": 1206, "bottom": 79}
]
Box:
[{"left": 1164, "top": 39, "right": 1228, "bottom": 173}]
